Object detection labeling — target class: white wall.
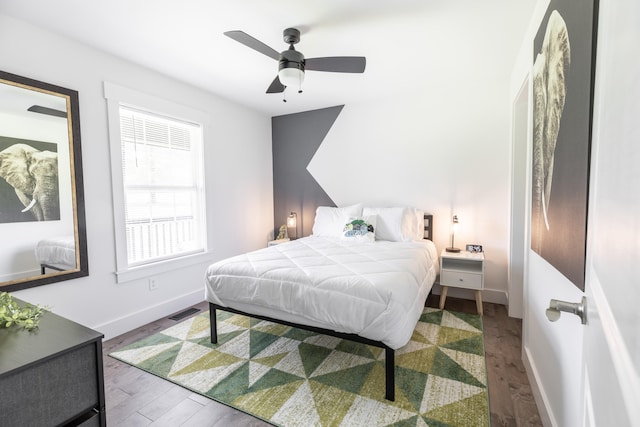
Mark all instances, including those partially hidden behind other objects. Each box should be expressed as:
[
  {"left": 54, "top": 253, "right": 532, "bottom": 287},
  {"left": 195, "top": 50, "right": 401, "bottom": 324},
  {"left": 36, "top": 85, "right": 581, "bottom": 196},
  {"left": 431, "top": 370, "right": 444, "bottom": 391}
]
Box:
[
  {"left": 0, "top": 14, "right": 273, "bottom": 339},
  {"left": 300, "top": 2, "right": 538, "bottom": 306},
  {"left": 307, "top": 79, "right": 515, "bottom": 305}
]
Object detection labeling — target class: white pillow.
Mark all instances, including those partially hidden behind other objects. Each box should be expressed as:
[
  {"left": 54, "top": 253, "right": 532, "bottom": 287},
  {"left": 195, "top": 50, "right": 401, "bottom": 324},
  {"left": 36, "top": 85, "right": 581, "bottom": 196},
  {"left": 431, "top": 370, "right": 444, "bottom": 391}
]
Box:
[
  {"left": 415, "top": 209, "right": 425, "bottom": 240},
  {"left": 361, "top": 207, "right": 408, "bottom": 241},
  {"left": 342, "top": 215, "right": 377, "bottom": 243},
  {"left": 312, "top": 204, "right": 363, "bottom": 237}
]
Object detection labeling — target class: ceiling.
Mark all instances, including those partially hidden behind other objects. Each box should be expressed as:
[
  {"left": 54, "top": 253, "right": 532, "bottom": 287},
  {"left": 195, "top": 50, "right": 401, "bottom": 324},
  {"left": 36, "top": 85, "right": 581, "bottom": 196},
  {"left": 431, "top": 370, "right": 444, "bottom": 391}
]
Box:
[{"left": 0, "top": 0, "right": 537, "bottom": 117}]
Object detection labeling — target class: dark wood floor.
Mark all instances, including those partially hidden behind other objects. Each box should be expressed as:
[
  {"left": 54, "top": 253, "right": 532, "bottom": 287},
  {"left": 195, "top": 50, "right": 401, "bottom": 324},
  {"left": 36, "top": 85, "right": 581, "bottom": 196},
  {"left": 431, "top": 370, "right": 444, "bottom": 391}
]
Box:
[{"left": 103, "top": 297, "right": 542, "bottom": 426}]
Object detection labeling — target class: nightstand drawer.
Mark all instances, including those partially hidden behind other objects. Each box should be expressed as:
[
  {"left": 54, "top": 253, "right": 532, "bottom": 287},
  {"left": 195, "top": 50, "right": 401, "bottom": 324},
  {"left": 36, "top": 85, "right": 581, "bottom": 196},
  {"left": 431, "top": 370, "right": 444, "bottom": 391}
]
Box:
[{"left": 441, "top": 270, "right": 482, "bottom": 289}]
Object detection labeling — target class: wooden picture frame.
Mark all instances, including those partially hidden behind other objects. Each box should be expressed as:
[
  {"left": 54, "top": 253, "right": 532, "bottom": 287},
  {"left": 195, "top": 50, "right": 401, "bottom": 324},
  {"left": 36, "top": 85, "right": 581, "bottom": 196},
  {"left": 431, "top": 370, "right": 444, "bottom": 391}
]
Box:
[{"left": 0, "top": 71, "right": 88, "bottom": 291}]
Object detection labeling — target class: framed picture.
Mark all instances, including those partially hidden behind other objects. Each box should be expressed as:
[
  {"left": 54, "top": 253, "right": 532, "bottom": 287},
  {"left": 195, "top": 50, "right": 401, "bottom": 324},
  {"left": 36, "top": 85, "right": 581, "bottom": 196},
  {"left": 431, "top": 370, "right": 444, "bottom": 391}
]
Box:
[
  {"left": 0, "top": 137, "right": 60, "bottom": 223},
  {"left": 530, "top": 0, "right": 599, "bottom": 290}
]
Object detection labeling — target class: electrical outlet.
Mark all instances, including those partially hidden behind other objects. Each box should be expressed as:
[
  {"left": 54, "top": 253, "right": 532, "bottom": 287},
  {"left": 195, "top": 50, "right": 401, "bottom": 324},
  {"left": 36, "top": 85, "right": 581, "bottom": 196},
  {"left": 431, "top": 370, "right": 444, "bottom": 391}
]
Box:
[{"left": 148, "top": 278, "right": 158, "bottom": 291}]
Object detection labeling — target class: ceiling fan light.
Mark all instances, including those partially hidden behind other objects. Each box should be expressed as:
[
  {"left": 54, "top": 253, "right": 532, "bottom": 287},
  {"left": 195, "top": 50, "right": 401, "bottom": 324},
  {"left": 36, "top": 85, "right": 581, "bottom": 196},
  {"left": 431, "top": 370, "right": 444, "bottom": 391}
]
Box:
[{"left": 278, "top": 67, "right": 305, "bottom": 88}]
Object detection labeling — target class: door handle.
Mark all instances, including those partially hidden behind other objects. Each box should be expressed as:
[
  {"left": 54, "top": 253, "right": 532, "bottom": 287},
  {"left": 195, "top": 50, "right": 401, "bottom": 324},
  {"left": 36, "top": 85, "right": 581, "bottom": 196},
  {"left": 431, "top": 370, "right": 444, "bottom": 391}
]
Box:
[{"left": 546, "top": 296, "right": 587, "bottom": 325}]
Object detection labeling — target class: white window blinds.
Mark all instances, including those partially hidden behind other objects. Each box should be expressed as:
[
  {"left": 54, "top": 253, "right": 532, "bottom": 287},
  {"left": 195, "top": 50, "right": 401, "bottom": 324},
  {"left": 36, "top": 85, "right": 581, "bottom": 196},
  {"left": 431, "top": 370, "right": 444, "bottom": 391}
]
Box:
[{"left": 119, "top": 106, "right": 205, "bottom": 266}]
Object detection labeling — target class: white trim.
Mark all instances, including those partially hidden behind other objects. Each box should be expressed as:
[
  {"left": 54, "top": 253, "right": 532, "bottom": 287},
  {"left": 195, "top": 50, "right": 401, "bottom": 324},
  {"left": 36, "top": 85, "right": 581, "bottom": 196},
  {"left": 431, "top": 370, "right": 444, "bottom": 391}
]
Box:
[
  {"left": 92, "top": 289, "right": 204, "bottom": 340},
  {"left": 523, "top": 343, "right": 555, "bottom": 427},
  {"left": 0, "top": 268, "right": 41, "bottom": 282},
  {"left": 103, "top": 82, "right": 209, "bottom": 124},
  {"left": 114, "top": 251, "right": 214, "bottom": 283},
  {"left": 103, "top": 81, "right": 210, "bottom": 279},
  {"left": 583, "top": 367, "right": 595, "bottom": 427},
  {"left": 507, "top": 74, "right": 530, "bottom": 319},
  {"left": 105, "top": 92, "right": 129, "bottom": 273},
  {"left": 588, "top": 271, "right": 640, "bottom": 423}
]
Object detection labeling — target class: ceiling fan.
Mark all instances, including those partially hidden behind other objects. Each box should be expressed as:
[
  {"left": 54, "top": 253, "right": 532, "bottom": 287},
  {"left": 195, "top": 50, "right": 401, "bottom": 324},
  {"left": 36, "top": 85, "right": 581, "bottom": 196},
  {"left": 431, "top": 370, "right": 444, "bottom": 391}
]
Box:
[{"left": 224, "top": 28, "right": 366, "bottom": 97}]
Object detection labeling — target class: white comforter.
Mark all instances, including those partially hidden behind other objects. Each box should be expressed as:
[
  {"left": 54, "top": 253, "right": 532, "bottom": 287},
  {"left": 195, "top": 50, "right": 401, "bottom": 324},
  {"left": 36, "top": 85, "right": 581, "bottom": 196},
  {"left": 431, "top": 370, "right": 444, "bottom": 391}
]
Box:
[
  {"left": 35, "top": 236, "right": 76, "bottom": 270},
  {"left": 205, "top": 236, "right": 438, "bottom": 349}
]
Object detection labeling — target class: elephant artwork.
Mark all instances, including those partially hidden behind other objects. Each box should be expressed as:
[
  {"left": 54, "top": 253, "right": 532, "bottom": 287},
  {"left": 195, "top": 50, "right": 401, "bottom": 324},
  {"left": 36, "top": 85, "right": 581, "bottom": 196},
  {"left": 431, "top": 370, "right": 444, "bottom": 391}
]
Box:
[
  {"left": 0, "top": 142, "right": 60, "bottom": 222},
  {"left": 531, "top": 10, "right": 570, "bottom": 253}
]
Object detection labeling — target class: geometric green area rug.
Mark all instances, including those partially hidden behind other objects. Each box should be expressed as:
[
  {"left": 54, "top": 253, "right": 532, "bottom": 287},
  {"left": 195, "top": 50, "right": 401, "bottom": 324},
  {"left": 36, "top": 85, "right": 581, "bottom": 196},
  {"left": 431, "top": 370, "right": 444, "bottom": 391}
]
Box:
[{"left": 109, "top": 308, "right": 488, "bottom": 427}]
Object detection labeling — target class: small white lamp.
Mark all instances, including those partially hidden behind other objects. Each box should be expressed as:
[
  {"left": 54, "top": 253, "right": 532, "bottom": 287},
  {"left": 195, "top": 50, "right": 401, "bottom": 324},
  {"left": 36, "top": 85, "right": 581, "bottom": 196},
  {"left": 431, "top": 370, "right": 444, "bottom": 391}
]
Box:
[
  {"left": 445, "top": 215, "right": 460, "bottom": 253},
  {"left": 287, "top": 212, "right": 297, "bottom": 239},
  {"left": 278, "top": 67, "right": 305, "bottom": 91}
]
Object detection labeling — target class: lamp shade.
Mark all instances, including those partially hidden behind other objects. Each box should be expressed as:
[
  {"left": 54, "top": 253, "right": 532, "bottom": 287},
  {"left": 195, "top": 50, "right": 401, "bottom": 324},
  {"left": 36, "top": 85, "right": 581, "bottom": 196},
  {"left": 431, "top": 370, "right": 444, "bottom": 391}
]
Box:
[
  {"left": 446, "top": 214, "right": 460, "bottom": 252},
  {"left": 287, "top": 212, "right": 297, "bottom": 228},
  {"left": 287, "top": 212, "right": 298, "bottom": 239},
  {"left": 278, "top": 67, "right": 305, "bottom": 88}
]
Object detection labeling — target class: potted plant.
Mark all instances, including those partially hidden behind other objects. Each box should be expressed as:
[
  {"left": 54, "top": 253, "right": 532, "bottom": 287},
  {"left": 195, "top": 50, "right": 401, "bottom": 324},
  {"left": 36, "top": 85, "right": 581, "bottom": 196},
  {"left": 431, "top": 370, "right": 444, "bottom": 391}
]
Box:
[{"left": 0, "top": 292, "right": 47, "bottom": 331}]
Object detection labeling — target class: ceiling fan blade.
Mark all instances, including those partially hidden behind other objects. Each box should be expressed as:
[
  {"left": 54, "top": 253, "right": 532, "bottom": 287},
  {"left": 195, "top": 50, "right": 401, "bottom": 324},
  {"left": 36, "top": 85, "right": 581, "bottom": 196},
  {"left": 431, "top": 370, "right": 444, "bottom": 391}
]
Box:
[
  {"left": 305, "top": 57, "right": 366, "bottom": 73},
  {"left": 224, "top": 30, "right": 280, "bottom": 61},
  {"left": 266, "top": 76, "right": 285, "bottom": 93},
  {"left": 27, "top": 105, "right": 67, "bottom": 118}
]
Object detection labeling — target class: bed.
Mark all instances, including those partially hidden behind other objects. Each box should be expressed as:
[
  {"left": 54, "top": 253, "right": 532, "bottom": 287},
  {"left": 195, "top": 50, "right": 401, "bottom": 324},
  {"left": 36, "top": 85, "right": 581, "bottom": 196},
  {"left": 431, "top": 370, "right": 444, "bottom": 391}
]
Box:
[
  {"left": 35, "top": 236, "right": 76, "bottom": 274},
  {"left": 204, "top": 205, "right": 437, "bottom": 401}
]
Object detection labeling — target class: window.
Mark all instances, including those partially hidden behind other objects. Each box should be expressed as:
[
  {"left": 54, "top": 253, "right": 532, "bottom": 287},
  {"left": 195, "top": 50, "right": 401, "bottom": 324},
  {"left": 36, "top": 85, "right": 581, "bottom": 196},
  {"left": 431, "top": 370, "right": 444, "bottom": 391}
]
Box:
[
  {"left": 105, "top": 83, "right": 208, "bottom": 281},
  {"left": 120, "top": 107, "right": 204, "bottom": 265}
]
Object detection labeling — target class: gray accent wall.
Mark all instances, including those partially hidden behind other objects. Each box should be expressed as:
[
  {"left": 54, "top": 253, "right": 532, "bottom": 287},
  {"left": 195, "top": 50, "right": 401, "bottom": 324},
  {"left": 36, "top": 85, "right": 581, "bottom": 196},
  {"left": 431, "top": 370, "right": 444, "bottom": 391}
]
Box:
[{"left": 272, "top": 105, "right": 343, "bottom": 238}]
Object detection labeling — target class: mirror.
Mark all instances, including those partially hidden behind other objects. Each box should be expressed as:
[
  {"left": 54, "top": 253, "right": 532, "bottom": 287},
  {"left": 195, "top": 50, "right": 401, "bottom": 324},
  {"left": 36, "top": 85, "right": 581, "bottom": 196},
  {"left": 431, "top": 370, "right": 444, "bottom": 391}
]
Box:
[{"left": 0, "top": 70, "right": 87, "bottom": 292}]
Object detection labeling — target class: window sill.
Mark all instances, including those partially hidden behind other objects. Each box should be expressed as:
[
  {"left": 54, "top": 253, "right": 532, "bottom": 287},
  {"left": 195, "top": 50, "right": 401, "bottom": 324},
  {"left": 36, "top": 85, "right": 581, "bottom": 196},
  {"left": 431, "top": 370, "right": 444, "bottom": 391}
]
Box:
[{"left": 115, "top": 251, "right": 214, "bottom": 284}]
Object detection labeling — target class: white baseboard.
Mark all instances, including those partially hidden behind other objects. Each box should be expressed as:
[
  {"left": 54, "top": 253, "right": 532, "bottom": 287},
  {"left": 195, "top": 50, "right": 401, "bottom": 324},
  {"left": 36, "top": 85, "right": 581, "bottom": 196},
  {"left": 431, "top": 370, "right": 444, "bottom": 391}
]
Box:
[
  {"left": 523, "top": 343, "right": 555, "bottom": 427},
  {"left": 93, "top": 290, "right": 204, "bottom": 340},
  {"left": 0, "top": 268, "right": 41, "bottom": 282},
  {"left": 432, "top": 284, "right": 508, "bottom": 306}
]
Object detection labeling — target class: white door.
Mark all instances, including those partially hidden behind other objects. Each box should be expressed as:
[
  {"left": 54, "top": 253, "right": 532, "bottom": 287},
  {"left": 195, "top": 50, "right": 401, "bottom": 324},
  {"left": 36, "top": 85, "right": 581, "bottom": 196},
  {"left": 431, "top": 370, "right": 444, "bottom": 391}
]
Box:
[{"left": 580, "top": 0, "right": 640, "bottom": 424}]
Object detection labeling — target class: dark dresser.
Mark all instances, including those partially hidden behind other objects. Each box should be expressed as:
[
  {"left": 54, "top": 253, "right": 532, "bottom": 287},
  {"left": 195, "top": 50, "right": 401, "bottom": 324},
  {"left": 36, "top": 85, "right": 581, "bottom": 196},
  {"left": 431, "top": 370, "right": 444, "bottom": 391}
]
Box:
[{"left": 0, "top": 301, "right": 106, "bottom": 426}]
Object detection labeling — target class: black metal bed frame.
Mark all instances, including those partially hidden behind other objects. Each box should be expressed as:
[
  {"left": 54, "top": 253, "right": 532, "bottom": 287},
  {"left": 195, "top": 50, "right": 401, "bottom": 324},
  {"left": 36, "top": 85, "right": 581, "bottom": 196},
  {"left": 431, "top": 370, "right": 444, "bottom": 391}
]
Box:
[
  {"left": 40, "top": 263, "right": 66, "bottom": 274},
  {"left": 209, "top": 303, "right": 396, "bottom": 400},
  {"left": 208, "top": 214, "right": 433, "bottom": 402}
]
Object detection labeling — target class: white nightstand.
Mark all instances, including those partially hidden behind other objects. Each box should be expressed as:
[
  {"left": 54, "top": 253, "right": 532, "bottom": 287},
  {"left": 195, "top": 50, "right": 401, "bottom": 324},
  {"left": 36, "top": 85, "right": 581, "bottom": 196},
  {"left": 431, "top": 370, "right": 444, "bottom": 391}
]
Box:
[
  {"left": 267, "top": 238, "right": 290, "bottom": 247},
  {"left": 439, "top": 249, "right": 485, "bottom": 315}
]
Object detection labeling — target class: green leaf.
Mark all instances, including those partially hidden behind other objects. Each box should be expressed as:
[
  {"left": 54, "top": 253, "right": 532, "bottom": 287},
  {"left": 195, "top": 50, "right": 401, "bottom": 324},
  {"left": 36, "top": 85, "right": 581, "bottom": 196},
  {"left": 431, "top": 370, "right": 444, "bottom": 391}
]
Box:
[{"left": 0, "top": 292, "right": 49, "bottom": 331}]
